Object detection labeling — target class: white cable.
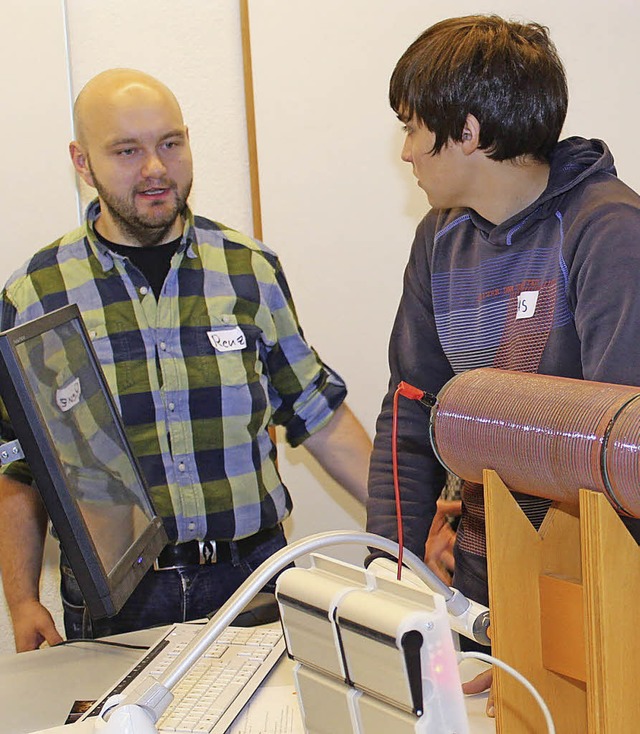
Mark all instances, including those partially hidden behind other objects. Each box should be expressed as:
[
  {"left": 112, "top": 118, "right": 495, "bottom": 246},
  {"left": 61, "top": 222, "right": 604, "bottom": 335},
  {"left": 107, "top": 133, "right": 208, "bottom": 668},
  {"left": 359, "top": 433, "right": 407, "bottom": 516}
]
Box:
[{"left": 459, "top": 651, "right": 555, "bottom": 734}]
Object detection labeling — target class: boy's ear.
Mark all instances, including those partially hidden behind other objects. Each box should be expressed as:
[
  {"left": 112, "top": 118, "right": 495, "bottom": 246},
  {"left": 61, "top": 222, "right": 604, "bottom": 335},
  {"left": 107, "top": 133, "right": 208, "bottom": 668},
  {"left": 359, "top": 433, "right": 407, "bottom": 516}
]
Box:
[{"left": 461, "top": 114, "right": 481, "bottom": 154}]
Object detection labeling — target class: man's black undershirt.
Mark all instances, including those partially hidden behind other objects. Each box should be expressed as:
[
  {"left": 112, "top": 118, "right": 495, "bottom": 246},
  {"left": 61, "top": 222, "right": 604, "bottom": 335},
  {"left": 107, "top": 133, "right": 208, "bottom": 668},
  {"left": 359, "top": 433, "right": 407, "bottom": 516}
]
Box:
[{"left": 98, "top": 232, "right": 182, "bottom": 299}]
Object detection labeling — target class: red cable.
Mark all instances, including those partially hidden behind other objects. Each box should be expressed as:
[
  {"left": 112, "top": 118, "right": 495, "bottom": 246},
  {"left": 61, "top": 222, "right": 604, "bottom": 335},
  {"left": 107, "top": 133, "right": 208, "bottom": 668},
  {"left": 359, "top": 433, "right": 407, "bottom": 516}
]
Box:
[
  {"left": 391, "top": 381, "right": 428, "bottom": 581},
  {"left": 392, "top": 386, "right": 404, "bottom": 580}
]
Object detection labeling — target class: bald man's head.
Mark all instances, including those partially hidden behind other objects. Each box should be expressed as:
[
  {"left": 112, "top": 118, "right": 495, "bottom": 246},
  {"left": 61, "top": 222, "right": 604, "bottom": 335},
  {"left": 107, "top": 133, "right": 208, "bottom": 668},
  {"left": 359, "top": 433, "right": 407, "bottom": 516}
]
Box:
[
  {"left": 69, "top": 69, "right": 193, "bottom": 246},
  {"left": 73, "top": 69, "right": 184, "bottom": 147}
]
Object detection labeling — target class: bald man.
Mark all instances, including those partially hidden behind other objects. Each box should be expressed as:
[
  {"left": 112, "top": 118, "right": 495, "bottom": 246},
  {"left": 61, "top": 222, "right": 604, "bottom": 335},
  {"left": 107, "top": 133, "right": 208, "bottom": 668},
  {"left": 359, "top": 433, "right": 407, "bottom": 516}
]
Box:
[
  {"left": 70, "top": 69, "right": 192, "bottom": 247},
  {"left": 0, "top": 69, "right": 371, "bottom": 652}
]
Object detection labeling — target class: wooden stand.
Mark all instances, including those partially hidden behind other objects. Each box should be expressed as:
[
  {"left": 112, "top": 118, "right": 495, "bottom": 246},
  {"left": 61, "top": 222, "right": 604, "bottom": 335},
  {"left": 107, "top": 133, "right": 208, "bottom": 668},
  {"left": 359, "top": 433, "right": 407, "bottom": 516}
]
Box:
[{"left": 483, "top": 469, "right": 640, "bottom": 733}]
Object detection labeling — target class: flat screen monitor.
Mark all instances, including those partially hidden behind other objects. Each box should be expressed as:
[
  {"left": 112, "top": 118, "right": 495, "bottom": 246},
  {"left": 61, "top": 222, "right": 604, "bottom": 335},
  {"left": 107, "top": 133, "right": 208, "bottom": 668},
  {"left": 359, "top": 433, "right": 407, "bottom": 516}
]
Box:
[{"left": 0, "top": 304, "right": 168, "bottom": 618}]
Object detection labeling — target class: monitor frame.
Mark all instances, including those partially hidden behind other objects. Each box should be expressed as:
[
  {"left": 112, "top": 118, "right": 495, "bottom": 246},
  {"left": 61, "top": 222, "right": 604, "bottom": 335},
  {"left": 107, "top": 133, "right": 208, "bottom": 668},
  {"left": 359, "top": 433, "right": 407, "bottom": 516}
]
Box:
[{"left": 0, "top": 304, "right": 168, "bottom": 618}]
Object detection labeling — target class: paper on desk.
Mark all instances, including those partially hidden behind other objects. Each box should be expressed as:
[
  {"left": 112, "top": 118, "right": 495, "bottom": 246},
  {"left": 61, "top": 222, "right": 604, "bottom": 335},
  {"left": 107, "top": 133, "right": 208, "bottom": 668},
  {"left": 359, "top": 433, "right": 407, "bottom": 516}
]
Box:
[{"left": 228, "top": 685, "right": 304, "bottom": 734}]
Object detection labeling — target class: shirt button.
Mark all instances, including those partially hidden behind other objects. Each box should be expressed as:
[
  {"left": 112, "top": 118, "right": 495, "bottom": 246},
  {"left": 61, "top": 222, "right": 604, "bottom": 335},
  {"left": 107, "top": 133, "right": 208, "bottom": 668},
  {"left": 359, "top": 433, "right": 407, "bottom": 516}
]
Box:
[
  {"left": 178, "top": 462, "right": 186, "bottom": 472},
  {"left": 159, "top": 341, "right": 167, "bottom": 351},
  {"left": 140, "top": 286, "right": 148, "bottom": 295},
  {"left": 188, "top": 522, "right": 195, "bottom": 531},
  {"left": 221, "top": 314, "right": 230, "bottom": 324},
  {"left": 168, "top": 402, "right": 175, "bottom": 411}
]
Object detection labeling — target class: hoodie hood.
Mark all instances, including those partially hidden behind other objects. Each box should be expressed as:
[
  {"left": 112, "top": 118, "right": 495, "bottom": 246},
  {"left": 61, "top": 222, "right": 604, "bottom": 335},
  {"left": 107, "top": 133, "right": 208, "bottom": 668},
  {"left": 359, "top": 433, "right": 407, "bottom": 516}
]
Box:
[{"left": 468, "top": 137, "right": 617, "bottom": 246}]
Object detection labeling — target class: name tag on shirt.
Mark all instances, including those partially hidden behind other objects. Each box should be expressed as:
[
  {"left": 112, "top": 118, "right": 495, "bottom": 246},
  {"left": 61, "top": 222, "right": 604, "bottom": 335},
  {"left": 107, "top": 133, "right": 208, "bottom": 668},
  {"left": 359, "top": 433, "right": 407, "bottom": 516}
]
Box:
[
  {"left": 516, "top": 290, "right": 539, "bottom": 320},
  {"left": 208, "top": 327, "right": 246, "bottom": 352}
]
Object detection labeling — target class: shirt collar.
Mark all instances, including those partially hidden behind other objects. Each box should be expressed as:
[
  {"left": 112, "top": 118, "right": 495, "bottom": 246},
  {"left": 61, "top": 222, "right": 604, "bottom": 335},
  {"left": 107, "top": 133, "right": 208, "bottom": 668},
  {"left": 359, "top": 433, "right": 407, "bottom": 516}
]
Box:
[{"left": 83, "top": 198, "right": 197, "bottom": 270}]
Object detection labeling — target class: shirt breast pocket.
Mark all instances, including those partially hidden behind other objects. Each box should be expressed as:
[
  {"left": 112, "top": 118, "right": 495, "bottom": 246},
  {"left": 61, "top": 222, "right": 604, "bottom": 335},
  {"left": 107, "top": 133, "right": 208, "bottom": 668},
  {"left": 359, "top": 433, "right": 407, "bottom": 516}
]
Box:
[
  {"left": 84, "top": 320, "right": 141, "bottom": 392},
  {"left": 198, "top": 320, "right": 266, "bottom": 390}
]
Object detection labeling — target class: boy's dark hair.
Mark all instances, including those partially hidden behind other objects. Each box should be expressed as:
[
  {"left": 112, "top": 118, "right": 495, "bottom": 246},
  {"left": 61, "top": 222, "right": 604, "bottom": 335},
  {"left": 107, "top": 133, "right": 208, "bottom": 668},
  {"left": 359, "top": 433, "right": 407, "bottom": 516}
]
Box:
[{"left": 390, "top": 15, "right": 568, "bottom": 162}]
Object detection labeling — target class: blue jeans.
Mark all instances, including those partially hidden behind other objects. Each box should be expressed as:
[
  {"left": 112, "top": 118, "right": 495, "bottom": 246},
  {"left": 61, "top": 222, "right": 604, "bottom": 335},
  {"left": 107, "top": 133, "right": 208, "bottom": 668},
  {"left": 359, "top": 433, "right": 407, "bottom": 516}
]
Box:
[{"left": 60, "top": 526, "right": 288, "bottom": 639}]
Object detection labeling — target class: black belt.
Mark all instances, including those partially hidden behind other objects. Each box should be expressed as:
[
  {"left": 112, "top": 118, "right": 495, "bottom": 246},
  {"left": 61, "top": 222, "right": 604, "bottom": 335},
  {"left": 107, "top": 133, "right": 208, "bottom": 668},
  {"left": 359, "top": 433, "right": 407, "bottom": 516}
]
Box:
[{"left": 154, "top": 526, "right": 282, "bottom": 571}]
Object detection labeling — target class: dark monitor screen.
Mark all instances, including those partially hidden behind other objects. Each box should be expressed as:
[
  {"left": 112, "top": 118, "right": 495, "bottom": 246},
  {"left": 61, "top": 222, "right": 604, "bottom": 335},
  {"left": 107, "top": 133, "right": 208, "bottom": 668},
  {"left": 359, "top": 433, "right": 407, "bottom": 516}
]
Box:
[{"left": 0, "top": 304, "right": 167, "bottom": 618}]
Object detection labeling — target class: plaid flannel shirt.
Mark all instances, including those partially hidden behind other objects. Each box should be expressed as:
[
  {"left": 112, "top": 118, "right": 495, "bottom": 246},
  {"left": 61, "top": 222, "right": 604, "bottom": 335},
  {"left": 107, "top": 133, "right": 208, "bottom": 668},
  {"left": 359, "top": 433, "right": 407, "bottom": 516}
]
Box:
[{"left": 0, "top": 200, "right": 346, "bottom": 541}]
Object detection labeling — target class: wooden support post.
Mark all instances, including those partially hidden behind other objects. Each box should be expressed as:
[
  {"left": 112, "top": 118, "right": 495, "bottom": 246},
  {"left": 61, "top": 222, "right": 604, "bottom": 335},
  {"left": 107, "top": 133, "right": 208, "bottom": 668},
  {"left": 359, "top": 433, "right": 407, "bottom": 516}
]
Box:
[
  {"left": 484, "top": 469, "right": 586, "bottom": 733},
  {"left": 483, "top": 470, "right": 640, "bottom": 733},
  {"left": 580, "top": 489, "right": 640, "bottom": 732}
]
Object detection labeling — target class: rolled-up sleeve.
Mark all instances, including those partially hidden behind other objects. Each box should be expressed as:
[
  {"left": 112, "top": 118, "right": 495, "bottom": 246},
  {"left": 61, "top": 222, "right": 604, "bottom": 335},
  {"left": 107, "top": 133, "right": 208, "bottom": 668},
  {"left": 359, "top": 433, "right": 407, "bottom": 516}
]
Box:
[{"left": 263, "top": 260, "right": 347, "bottom": 446}]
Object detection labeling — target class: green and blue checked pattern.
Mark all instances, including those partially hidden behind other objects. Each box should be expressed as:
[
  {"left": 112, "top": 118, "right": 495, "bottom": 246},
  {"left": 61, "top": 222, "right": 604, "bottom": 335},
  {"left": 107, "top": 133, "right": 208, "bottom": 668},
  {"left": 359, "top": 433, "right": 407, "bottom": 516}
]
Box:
[{"left": 0, "top": 200, "right": 346, "bottom": 542}]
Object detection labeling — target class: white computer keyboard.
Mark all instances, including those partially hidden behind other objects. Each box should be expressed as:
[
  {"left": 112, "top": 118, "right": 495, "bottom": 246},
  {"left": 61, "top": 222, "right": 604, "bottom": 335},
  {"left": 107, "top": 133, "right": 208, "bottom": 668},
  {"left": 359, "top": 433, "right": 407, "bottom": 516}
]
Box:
[{"left": 81, "top": 622, "right": 285, "bottom": 733}]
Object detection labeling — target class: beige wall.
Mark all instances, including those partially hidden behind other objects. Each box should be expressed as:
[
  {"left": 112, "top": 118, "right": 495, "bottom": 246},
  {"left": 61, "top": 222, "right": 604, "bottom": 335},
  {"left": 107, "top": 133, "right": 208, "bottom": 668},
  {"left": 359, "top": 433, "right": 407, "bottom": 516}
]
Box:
[
  {"left": 2, "top": 0, "right": 640, "bottom": 656},
  {"left": 0, "top": 1, "right": 77, "bottom": 283}
]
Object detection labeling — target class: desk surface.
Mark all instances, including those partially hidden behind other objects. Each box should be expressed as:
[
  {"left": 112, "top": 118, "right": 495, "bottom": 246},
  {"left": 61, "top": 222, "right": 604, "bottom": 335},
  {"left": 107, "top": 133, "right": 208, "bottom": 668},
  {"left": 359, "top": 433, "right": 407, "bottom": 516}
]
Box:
[
  {"left": 0, "top": 627, "right": 162, "bottom": 734},
  {"left": 0, "top": 627, "right": 495, "bottom": 733}
]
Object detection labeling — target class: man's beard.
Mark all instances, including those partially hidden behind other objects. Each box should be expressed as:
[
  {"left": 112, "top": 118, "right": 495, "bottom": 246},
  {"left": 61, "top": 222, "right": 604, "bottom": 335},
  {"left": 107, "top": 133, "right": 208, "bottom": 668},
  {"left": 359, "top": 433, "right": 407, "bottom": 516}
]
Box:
[{"left": 89, "top": 162, "right": 192, "bottom": 247}]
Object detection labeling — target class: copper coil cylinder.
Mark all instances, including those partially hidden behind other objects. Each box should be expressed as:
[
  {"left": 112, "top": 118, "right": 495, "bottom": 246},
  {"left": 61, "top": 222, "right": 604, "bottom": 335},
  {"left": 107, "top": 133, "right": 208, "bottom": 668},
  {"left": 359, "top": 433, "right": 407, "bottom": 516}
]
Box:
[{"left": 429, "top": 368, "right": 640, "bottom": 517}]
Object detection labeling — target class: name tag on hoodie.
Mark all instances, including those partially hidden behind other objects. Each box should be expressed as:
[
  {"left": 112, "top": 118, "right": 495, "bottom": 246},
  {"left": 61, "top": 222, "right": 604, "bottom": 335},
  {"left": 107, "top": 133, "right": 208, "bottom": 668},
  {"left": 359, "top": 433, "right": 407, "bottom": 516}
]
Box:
[
  {"left": 208, "top": 327, "right": 246, "bottom": 352},
  {"left": 516, "top": 290, "right": 539, "bottom": 320}
]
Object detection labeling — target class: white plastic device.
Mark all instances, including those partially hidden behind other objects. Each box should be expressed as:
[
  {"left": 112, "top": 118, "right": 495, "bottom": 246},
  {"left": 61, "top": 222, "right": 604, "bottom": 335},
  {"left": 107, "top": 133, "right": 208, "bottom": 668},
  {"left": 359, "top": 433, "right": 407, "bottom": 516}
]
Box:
[{"left": 276, "top": 554, "right": 470, "bottom": 734}]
